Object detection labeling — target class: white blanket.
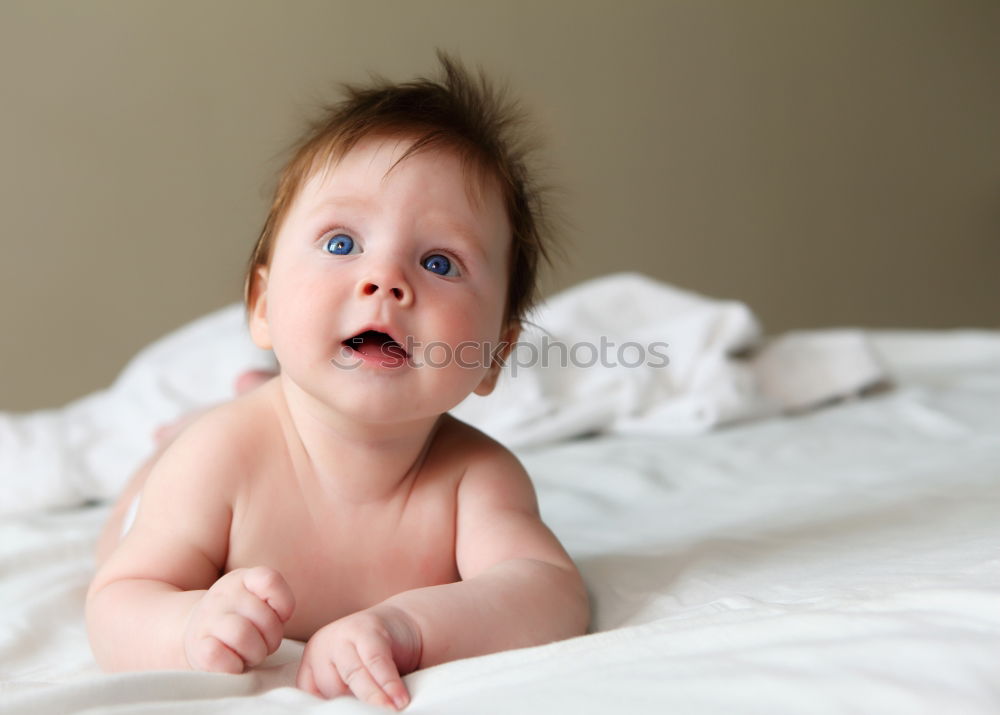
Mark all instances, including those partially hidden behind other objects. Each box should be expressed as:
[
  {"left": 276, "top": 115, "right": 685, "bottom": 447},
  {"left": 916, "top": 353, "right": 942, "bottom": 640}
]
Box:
[
  {"left": 453, "top": 272, "right": 887, "bottom": 445},
  {"left": 2, "top": 327, "right": 1000, "bottom": 713}
]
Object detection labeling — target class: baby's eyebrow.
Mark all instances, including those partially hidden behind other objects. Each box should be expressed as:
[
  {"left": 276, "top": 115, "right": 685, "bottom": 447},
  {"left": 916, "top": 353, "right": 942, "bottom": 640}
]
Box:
[
  {"left": 308, "top": 196, "right": 371, "bottom": 218},
  {"left": 429, "top": 218, "right": 489, "bottom": 258}
]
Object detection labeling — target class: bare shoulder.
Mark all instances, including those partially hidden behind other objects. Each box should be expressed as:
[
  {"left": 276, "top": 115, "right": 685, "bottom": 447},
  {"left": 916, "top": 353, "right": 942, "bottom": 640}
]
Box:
[
  {"left": 153, "top": 382, "right": 279, "bottom": 485},
  {"left": 441, "top": 415, "right": 578, "bottom": 578},
  {"left": 92, "top": 380, "right": 281, "bottom": 591},
  {"left": 436, "top": 414, "right": 538, "bottom": 513}
]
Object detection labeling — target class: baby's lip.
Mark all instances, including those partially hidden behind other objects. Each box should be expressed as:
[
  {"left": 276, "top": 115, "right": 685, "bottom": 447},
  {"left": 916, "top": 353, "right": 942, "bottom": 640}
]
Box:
[{"left": 341, "top": 325, "right": 410, "bottom": 357}]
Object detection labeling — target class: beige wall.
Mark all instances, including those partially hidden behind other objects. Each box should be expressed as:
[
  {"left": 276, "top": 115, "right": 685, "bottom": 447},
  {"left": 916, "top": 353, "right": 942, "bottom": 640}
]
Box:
[{"left": 1, "top": 0, "right": 998, "bottom": 411}]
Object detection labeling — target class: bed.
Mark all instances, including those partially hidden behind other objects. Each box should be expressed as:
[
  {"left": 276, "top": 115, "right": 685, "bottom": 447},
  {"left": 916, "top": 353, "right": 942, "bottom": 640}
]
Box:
[{"left": 2, "top": 275, "right": 999, "bottom": 714}]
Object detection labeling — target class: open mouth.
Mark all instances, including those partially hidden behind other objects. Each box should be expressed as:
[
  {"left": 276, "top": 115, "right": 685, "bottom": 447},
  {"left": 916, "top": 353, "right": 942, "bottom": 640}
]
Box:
[{"left": 341, "top": 330, "right": 410, "bottom": 366}]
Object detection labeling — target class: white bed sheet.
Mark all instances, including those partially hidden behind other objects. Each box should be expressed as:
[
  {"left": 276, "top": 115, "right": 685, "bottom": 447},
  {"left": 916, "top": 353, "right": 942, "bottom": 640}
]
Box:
[{"left": 2, "top": 329, "right": 999, "bottom": 714}]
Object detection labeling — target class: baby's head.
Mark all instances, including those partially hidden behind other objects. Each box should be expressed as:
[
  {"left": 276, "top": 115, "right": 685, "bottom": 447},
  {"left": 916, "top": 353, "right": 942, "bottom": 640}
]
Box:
[
  {"left": 243, "top": 54, "right": 554, "bottom": 416},
  {"left": 245, "top": 53, "right": 551, "bottom": 334}
]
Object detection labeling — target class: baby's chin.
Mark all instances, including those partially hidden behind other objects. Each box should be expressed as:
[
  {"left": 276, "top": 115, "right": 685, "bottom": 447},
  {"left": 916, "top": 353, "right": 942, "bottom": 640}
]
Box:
[
  {"left": 280, "top": 362, "right": 478, "bottom": 426},
  {"left": 316, "top": 382, "right": 461, "bottom": 426}
]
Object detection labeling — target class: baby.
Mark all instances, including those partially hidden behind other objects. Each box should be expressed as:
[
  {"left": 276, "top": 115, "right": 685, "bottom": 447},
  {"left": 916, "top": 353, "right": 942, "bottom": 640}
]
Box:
[{"left": 85, "top": 55, "right": 589, "bottom": 709}]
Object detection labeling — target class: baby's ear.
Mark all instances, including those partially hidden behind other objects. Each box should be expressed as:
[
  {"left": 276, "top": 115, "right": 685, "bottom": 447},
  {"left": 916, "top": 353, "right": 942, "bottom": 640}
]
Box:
[
  {"left": 473, "top": 321, "right": 521, "bottom": 396},
  {"left": 248, "top": 266, "right": 272, "bottom": 350}
]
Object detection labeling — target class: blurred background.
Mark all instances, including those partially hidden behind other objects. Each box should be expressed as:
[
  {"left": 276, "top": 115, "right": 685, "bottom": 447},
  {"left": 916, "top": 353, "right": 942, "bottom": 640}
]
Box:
[{"left": 1, "top": 0, "right": 998, "bottom": 410}]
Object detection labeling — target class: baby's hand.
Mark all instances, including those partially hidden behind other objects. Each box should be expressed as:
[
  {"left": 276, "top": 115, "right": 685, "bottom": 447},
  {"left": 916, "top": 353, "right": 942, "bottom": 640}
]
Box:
[
  {"left": 184, "top": 566, "right": 295, "bottom": 674},
  {"left": 296, "top": 606, "right": 422, "bottom": 710}
]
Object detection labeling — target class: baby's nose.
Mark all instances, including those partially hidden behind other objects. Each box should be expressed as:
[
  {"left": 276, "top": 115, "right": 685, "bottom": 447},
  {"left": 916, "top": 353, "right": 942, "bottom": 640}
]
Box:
[{"left": 356, "top": 274, "right": 414, "bottom": 307}]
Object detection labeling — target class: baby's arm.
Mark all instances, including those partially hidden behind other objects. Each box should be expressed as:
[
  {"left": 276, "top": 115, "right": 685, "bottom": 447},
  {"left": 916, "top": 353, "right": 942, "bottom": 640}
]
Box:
[
  {"left": 86, "top": 407, "right": 294, "bottom": 672},
  {"left": 296, "top": 445, "right": 588, "bottom": 706},
  {"left": 396, "top": 448, "right": 588, "bottom": 660}
]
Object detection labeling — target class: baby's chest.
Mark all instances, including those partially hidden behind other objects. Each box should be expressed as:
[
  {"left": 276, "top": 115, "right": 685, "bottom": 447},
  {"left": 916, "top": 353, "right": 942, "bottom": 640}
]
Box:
[{"left": 224, "top": 488, "right": 460, "bottom": 640}]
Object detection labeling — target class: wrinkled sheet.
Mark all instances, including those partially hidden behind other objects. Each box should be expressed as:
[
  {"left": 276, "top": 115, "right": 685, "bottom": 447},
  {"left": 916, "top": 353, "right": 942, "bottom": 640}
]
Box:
[{"left": 2, "top": 329, "right": 1000, "bottom": 713}]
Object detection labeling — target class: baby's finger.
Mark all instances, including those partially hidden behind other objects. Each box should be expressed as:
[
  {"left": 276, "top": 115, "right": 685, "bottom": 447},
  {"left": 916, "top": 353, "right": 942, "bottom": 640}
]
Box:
[
  {"left": 383, "top": 677, "right": 410, "bottom": 710},
  {"left": 242, "top": 566, "right": 296, "bottom": 623},
  {"left": 234, "top": 590, "right": 286, "bottom": 655},
  {"left": 357, "top": 638, "right": 409, "bottom": 710},
  {"left": 305, "top": 657, "right": 349, "bottom": 700},
  {"left": 336, "top": 641, "right": 396, "bottom": 709},
  {"left": 211, "top": 612, "right": 268, "bottom": 667},
  {"left": 295, "top": 661, "right": 319, "bottom": 696},
  {"left": 190, "top": 635, "right": 245, "bottom": 674}
]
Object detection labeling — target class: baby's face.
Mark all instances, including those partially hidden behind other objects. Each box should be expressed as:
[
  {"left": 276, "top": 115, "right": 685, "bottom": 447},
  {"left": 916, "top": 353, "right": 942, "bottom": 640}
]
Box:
[{"left": 252, "top": 135, "right": 514, "bottom": 423}]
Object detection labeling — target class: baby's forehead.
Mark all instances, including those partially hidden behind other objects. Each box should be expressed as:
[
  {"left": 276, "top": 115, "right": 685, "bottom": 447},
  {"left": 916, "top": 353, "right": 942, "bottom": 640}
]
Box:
[{"left": 299, "top": 135, "right": 507, "bottom": 213}]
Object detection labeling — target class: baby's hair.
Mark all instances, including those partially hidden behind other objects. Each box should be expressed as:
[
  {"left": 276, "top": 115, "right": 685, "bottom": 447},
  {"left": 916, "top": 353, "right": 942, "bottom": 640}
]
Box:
[{"left": 244, "top": 51, "right": 554, "bottom": 326}]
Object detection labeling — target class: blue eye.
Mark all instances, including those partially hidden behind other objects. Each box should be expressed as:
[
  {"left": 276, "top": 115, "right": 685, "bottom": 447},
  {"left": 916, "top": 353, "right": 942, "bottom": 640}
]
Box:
[
  {"left": 324, "top": 233, "right": 358, "bottom": 255},
  {"left": 422, "top": 254, "right": 457, "bottom": 276}
]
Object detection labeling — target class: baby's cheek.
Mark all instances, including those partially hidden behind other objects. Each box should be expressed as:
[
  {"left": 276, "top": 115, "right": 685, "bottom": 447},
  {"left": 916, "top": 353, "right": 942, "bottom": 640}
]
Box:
[{"left": 268, "top": 301, "right": 328, "bottom": 367}]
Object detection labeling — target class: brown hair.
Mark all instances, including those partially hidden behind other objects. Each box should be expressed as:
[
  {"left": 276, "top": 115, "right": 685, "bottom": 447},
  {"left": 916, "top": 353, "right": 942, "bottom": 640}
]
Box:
[{"left": 244, "top": 52, "right": 553, "bottom": 326}]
